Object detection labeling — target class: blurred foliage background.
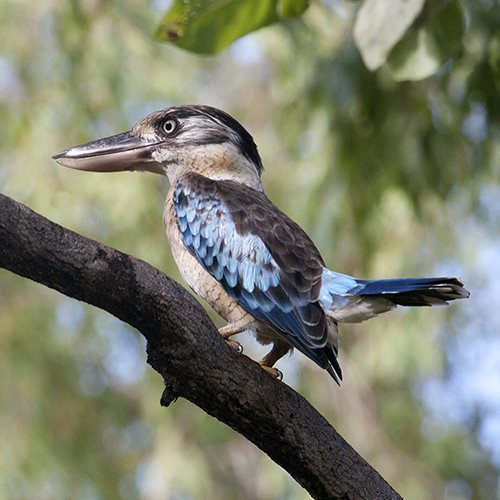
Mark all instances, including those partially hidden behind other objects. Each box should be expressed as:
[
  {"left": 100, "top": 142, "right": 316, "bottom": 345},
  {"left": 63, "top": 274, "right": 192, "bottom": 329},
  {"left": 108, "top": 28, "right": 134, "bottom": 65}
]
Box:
[{"left": 1, "top": 0, "right": 499, "bottom": 498}]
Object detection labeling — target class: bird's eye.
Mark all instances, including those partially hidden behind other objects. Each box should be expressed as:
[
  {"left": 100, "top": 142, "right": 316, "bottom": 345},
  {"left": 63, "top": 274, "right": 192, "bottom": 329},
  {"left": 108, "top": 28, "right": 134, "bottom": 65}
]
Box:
[{"left": 162, "top": 119, "right": 178, "bottom": 135}]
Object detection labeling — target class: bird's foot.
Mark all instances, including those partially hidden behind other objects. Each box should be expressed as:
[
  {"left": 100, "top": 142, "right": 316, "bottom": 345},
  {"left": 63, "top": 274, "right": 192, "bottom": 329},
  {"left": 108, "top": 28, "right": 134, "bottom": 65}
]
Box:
[
  {"left": 260, "top": 365, "right": 283, "bottom": 381},
  {"left": 258, "top": 341, "right": 289, "bottom": 381},
  {"left": 225, "top": 339, "right": 243, "bottom": 354},
  {"left": 218, "top": 323, "right": 248, "bottom": 354},
  {"left": 219, "top": 324, "right": 243, "bottom": 354}
]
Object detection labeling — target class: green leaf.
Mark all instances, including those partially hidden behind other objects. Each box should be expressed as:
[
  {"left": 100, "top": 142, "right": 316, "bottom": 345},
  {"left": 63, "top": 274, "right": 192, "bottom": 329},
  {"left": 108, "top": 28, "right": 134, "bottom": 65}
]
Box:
[
  {"left": 354, "top": 0, "right": 425, "bottom": 71},
  {"left": 387, "top": 1, "right": 464, "bottom": 81},
  {"left": 155, "top": 0, "right": 310, "bottom": 55}
]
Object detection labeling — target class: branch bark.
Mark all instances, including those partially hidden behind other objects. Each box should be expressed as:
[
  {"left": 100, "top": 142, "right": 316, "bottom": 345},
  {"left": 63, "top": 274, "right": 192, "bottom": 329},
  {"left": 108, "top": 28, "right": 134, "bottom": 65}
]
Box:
[{"left": 0, "top": 192, "right": 402, "bottom": 500}]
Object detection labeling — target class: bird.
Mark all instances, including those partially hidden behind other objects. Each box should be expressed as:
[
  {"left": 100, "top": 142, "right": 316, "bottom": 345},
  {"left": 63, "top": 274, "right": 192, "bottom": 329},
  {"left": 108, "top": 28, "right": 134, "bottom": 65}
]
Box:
[{"left": 53, "top": 105, "right": 469, "bottom": 384}]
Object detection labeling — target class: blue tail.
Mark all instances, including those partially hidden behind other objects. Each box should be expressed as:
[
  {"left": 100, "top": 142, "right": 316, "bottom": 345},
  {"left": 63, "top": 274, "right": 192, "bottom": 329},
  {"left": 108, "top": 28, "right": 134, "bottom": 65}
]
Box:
[
  {"left": 320, "top": 270, "right": 469, "bottom": 323},
  {"left": 348, "top": 276, "right": 469, "bottom": 306}
]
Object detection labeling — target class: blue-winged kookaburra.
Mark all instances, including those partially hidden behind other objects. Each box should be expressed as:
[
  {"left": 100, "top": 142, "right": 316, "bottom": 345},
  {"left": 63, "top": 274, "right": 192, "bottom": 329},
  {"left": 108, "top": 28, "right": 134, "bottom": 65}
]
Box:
[{"left": 53, "top": 105, "right": 469, "bottom": 383}]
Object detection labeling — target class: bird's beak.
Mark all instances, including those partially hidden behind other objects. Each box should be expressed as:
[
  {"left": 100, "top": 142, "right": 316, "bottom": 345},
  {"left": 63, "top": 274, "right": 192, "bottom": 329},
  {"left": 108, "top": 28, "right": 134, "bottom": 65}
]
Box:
[{"left": 53, "top": 131, "right": 163, "bottom": 173}]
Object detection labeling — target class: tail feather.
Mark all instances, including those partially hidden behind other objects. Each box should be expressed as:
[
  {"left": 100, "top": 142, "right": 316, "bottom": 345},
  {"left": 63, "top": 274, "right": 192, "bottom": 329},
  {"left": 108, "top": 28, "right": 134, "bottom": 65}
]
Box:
[
  {"left": 321, "top": 270, "right": 469, "bottom": 323},
  {"left": 352, "top": 277, "right": 469, "bottom": 306}
]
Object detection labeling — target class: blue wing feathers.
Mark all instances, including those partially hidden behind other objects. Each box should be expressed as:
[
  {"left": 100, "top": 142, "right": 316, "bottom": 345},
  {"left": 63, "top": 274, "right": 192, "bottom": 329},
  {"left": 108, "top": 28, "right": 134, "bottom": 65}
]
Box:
[
  {"left": 174, "top": 182, "right": 283, "bottom": 302},
  {"left": 173, "top": 177, "right": 328, "bottom": 354}
]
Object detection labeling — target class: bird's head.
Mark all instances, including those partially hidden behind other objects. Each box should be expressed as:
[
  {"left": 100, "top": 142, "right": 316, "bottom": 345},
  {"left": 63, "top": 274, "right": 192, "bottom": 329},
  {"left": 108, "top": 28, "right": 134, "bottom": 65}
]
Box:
[{"left": 53, "top": 105, "right": 263, "bottom": 186}]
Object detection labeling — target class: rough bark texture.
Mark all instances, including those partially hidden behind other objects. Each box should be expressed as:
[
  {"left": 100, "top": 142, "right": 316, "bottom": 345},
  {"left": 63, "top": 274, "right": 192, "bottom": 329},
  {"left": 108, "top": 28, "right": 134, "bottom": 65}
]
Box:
[{"left": 0, "top": 192, "right": 402, "bottom": 500}]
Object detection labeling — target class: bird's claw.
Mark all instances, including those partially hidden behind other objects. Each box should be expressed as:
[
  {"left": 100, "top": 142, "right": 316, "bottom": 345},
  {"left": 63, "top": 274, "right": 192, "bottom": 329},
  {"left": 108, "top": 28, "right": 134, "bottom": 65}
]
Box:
[
  {"left": 225, "top": 339, "right": 243, "bottom": 354},
  {"left": 260, "top": 365, "right": 283, "bottom": 380}
]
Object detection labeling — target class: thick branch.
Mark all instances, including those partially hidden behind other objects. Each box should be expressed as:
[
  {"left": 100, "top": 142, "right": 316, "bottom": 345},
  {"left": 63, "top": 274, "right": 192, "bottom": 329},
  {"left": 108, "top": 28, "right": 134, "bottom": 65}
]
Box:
[{"left": 0, "top": 192, "right": 401, "bottom": 500}]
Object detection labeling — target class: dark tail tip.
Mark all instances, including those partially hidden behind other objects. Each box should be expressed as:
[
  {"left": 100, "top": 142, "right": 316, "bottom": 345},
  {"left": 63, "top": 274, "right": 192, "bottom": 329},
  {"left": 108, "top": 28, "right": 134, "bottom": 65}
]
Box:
[{"left": 358, "top": 276, "right": 469, "bottom": 306}]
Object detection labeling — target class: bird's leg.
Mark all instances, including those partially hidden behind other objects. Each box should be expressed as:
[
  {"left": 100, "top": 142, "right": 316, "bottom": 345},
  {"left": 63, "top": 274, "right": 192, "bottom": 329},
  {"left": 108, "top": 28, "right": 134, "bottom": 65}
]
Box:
[
  {"left": 259, "top": 341, "right": 291, "bottom": 380},
  {"left": 218, "top": 322, "right": 245, "bottom": 339}
]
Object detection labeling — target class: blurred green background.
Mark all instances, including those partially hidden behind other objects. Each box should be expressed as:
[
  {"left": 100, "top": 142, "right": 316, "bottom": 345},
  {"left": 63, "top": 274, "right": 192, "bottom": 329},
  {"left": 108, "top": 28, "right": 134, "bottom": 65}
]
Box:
[{"left": 1, "top": 1, "right": 499, "bottom": 498}]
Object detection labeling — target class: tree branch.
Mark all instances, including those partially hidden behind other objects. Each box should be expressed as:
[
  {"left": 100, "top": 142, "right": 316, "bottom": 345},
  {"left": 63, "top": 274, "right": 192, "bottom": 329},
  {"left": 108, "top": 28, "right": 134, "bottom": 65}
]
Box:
[{"left": 0, "top": 192, "right": 401, "bottom": 500}]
